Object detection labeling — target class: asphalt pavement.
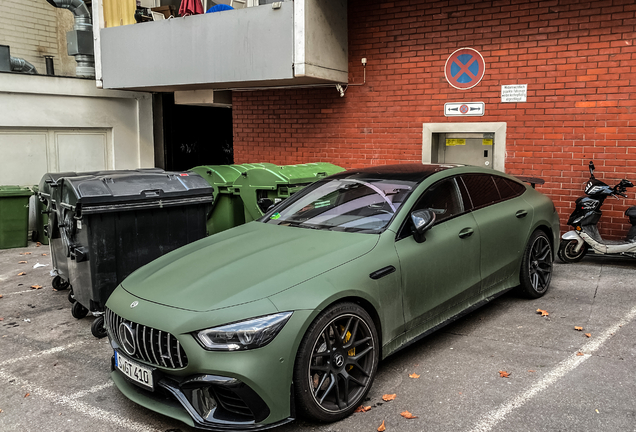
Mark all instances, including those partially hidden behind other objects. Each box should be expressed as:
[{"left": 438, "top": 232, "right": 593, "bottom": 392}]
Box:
[{"left": 1, "top": 241, "right": 635, "bottom": 432}]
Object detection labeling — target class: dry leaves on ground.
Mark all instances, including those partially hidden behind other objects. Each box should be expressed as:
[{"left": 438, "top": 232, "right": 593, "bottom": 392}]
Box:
[
  {"left": 18, "top": 261, "right": 27, "bottom": 264},
  {"left": 377, "top": 420, "right": 386, "bottom": 431},
  {"left": 409, "top": 373, "right": 420, "bottom": 379},
  {"left": 576, "top": 352, "right": 584, "bottom": 356},
  {"left": 18, "top": 272, "right": 26, "bottom": 276},
  {"left": 354, "top": 405, "right": 371, "bottom": 413},
  {"left": 30, "top": 285, "right": 42, "bottom": 290},
  {"left": 499, "top": 371, "right": 510, "bottom": 378},
  {"left": 24, "top": 393, "right": 30, "bottom": 398},
  {"left": 536, "top": 309, "right": 549, "bottom": 316},
  {"left": 585, "top": 333, "right": 591, "bottom": 338},
  {"left": 575, "top": 326, "right": 583, "bottom": 331},
  {"left": 382, "top": 394, "right": 396, "bottom": 402},
  {"left": 400, "top": 411, "right": 418, "bottom": 419}
]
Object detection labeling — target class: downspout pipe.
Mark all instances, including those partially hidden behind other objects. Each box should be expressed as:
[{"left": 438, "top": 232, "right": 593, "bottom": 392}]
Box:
[
  {"left": 45, "top": 0, "right": 95, "bottom": 78},
  {"left": 10, "top": 57, "right": 38, "bottom": 74}
]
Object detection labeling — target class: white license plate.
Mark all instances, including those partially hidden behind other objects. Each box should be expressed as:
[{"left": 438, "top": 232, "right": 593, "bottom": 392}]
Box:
[{"left": 115, "top": 350, "right": 154, "bottom": 390}]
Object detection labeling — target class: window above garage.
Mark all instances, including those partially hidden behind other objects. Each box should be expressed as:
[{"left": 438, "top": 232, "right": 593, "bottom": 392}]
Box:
[{"left": 97, "top": 0, "right": 348, "bottom": 92}]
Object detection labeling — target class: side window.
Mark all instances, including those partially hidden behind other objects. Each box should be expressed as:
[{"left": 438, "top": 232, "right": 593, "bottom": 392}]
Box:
[
  {"left": 460, "top": 174, "right": 501, "bottom": 209},
  {"left": 493, "top": 176, "right": 526, "bottom": 200},
  {"left": 397, "top": 177, "right": 465, "bottom": 239}
]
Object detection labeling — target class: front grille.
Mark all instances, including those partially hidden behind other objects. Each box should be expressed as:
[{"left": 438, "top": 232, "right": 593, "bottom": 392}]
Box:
[{"left": 105, "top": 307, "right": 188, "bottom": 369}]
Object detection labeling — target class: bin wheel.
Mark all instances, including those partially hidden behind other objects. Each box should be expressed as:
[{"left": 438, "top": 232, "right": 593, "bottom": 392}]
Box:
[
  {"left": 91, "top": 316, "right": 107, "bottom": 339},
  {"left": 68, "top": 290, "right": 76, "bottom": 304},
  {"left": 31, "top": 230, "right": 39, "bottom": 242},
  {"left": 52, "top": 275, "right": 70, "bottom": 291},
  {"left": 71, "top": 301, "right": 89, "bottom": 319}
]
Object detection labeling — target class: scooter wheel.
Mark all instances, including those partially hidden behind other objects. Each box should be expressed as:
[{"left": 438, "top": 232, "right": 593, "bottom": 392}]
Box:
[
  {"left": 71, "top": 301, "right": 89, "bottom": 319},
  {"left": 558, "top": 239, "right": 588, "bottom": 263},
  {"left": 91, "top": 315, "right": 107, "bottom": 339}
]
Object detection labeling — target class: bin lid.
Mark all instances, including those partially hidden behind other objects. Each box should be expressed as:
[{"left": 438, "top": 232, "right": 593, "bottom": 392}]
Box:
[
  {"left": 233, "top": 162, "right": 345, "bottom": 189},
  {"left": 58, "top": 170, "right": 213, "bottom": 212},
  {"left": 189, "top": 163, "right": 278, "bottom": 189},
  {"left": 38, "top": 169, "right": 167, "bottom": 200},
  {"left": 0, "top": 185, "right": 33, "bottom": 197}
]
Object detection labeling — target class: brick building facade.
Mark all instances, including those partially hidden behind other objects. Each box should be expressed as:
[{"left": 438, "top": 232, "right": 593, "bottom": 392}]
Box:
[{"left": 232, "top": 0, "right": 636, "bottom": 239}]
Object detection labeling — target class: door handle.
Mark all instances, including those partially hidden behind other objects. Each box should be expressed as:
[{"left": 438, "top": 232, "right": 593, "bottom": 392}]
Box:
[
  {"left": 516, "top": 210, "right": 528, "bottom": 219},
  {"left": 458, "top": 228, "right": 474, "bottom": 239}
]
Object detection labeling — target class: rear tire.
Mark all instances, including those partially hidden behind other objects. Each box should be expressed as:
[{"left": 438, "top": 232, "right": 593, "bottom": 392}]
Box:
[
  {"left": 557, "top": 239, "right": 587, "bottom": 263},
  {"left": 519, "top": 230, "right": 553, "bottom": 299}
]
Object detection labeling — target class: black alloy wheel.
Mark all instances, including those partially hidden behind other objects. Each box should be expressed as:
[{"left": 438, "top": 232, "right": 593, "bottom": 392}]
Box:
[
  {"left": 294, "top": 302, "right": 378, "bottom": 422},
  {"left": 558, "top": 239, "right": 588, "bottom": 263},
  {"left": 519, "top": 230, "right": 553, "bottom": 298}
]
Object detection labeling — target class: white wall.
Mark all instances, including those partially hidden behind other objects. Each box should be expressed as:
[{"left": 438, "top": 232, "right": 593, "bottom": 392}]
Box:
[{"left": 0, "top": 72, "right": 154, "bottom": 186}]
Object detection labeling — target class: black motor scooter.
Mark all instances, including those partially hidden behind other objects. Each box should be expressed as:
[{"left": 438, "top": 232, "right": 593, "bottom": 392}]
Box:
[{"left": 558, "top": 161, "right": 636, "bottom": 262}]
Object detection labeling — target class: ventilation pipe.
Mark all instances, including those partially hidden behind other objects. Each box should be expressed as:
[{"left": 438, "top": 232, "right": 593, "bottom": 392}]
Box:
[
  {"left": 10, "top": 57, "right": 38, "bottom": 74},
  {"left": 45, "top": 0, "right": 95, "bottom": 78}
]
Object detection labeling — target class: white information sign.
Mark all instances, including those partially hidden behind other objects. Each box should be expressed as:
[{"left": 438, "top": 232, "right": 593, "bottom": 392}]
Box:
[{"left": 501, "top": 84, "right": 527, "bottom": 103}]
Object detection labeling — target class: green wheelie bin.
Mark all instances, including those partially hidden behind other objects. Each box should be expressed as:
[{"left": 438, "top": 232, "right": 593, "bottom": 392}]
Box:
[
  {"left": 232, "top": 162, "right": 345, "bottom": 223},
  {"left": 0, "top": 186, "right": 33, "bottom": 249}
]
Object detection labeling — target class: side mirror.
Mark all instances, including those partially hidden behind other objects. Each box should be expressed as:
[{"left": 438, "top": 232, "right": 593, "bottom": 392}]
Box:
[{"left": 411, "top": 209, "right": 436, "bottom": 243}]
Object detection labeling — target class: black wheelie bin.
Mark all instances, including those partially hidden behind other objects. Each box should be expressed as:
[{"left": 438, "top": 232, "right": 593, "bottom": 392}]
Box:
[{"left": 56, "top": 170, "right": 213, "bottom": 338}]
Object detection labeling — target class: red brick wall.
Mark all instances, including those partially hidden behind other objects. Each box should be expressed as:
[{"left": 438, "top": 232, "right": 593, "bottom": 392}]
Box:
[{"left": 232, "top": 0, "right": 636, "bottom": 238}]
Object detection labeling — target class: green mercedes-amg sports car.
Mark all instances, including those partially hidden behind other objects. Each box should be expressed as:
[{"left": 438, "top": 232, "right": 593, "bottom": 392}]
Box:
[{"left": 104, "top": 164, "right": 559, "bottom": 430}]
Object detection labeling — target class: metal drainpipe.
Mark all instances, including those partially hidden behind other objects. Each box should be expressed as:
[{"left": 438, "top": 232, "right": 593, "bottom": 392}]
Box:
[
  {"left": 45, "top": 0, "right": 95, "bottom": 78},
  {"left": 10, "top": 57, "right": 38, "bottom": 74}
]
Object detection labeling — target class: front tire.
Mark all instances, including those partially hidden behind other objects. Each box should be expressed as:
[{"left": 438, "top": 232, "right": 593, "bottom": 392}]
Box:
[
  {"left": 558, "top": 239, "right": 588, "bottom": 263},
  {"left": 519, "top": 230, "right": 553, "bottom": 299},
  {"left": 294, "top": 302, "right": 379, "bottom": 423}
]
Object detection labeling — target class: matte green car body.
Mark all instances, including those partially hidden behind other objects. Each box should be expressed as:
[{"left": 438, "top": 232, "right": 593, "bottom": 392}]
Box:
[{"left": 105, "top": 164, "right": 559, "bottom": 430}]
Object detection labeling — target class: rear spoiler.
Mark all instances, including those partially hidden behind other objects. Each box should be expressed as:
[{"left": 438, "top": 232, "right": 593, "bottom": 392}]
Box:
[{"left": 516, "top": 176, "right": 545, "bottom": 189}]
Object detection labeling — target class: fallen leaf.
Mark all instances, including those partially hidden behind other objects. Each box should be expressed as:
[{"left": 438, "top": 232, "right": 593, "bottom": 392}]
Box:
[
  {"left": 585, "top": 333, "right": 591, "bottom": 338},
  {"left": 42, "top": 253, "right": 48, "bottom": 256},
  {"left": 354, "top": 405, "right": 371, "bottom": 413},
  {"left": 575, "top": 326, "right": 583, "bottom": 331},
  {"left": 0, "top": 317, "right": 4, "bottom": 320},
  {"left": 400, "top": 411, "right": 418, "bottom": 419},
  {"left": 536, "top": 309, "right": 549, "bottom": 316},
  {"left": 25, "top": 252, "right": 31, "bottom": 255},
  {"left": 576, "top": 352, "right": 584, "bottom": 356},
  {"left": 499, "top": 371, "right": 510, "bottom": 378},
  {"left": 377, "top": 420, "right": 386, "bottom": 432},
  {"left": 24, "top": 393, "right": 30, "bottom": 398},
  {"left": 36, "top": 242, "right": 42, "bottom": 246},
  {"left": 0, "top": 295, "right": 3, "bottom": 299},
  {"left": 30, "top": 285, "right": 42, "bottom": 290},
  {"left": 18, "top": 261, "right": 27, "bottom": 264},
  {"left": 382, "top": 394, "right": 396, "bottom": 402},
  {"left": 409, "top": 373, "right": 420, "bottom": 379},
  {"left": 18, "top": 272, "right": 26, "bottom": 276},
  {"left": 528, "top": 370, "right": 536, "bottom": 373}
]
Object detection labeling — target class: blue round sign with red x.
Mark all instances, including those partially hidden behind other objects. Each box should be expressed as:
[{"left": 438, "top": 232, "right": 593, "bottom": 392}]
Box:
[{"left": 444, "top": 48, "right": 486, "bottom": 90}]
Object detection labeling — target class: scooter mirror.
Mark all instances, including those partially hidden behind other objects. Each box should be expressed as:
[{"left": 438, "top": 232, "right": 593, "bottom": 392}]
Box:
[{"left": 589, "top": 161, "right": 595, "bottom": 178}]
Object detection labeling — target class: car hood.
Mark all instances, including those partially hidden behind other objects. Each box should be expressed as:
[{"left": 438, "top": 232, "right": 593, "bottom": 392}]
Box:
[{"left": 120, "top": 222, "right": 379, "bottom": 312}]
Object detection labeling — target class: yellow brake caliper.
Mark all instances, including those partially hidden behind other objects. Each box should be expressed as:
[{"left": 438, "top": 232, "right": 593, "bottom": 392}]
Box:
[{"left": 341, "top": 326, "right": 355, "bottom": 370}]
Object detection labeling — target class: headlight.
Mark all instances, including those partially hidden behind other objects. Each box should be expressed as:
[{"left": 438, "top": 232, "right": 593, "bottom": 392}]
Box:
[{"left": 195, "top": 312, "right": 293, "bottom": 351}]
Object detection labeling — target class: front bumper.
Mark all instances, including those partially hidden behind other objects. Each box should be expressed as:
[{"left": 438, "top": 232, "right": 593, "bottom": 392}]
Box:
[
  {"left": 104, "top": 289, "right": 314, "bottom": 430},
  {"left": 110, "top": 356, "right": 294, "bottom": 431}
]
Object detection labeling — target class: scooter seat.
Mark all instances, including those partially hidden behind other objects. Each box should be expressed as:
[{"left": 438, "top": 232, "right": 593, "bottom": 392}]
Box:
[{"left": 626, "top": 206, "right": 636, "bottom": 218}]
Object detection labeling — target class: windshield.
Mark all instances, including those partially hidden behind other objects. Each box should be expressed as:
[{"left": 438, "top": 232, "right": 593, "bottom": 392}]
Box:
[{"left": 260, "top": 178, "right": 415, "bottom": 233}]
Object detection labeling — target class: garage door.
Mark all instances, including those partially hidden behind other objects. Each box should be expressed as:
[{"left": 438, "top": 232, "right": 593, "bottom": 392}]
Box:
[{"left": 0, "top": 129, "right": 111, "bottom": 186}]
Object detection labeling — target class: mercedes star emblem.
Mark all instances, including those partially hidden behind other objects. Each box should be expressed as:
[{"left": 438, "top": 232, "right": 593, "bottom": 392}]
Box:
[{"left": 119, "top": 322, "right": 136, "bottom": 356}]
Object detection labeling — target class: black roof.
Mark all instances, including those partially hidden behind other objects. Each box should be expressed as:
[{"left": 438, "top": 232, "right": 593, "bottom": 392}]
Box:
[{"left": 329, "top": 163, "right": 461, "bottom": 183}]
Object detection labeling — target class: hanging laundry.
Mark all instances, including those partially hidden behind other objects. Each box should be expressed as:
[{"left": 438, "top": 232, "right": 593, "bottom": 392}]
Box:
[{"left": 179, "top": 0, "right": 204, "bottom": 16}]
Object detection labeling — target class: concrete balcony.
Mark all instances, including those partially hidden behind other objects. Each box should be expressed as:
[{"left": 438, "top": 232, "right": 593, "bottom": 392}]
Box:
[{"left": 99, "top": 0, "right": 347, "bottom": 92}]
